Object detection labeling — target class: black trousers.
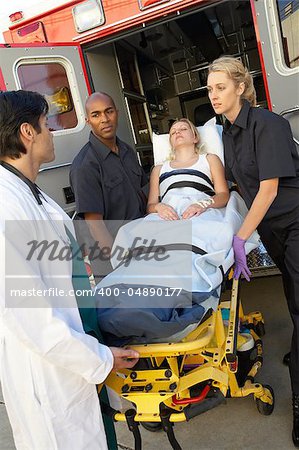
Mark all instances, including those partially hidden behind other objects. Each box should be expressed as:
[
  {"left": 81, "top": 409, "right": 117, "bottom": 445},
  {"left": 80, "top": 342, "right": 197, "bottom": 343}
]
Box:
[{"left": 258, "top": 205, "right": 299, "bottom": 394}]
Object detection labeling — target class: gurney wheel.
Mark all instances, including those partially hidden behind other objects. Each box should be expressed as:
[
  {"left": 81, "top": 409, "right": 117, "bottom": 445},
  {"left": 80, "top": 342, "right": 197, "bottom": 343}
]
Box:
[
  {"left": 255, "top": 385, "right": 275, "bottom": 415},
  {"left": 140, "top": 421, "right": 163, "bottom": 432}
]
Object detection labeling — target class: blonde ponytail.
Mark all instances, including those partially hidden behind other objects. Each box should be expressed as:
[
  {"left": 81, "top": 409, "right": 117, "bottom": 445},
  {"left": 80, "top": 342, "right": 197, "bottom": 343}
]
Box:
[{"left": 208, "top": 56, "right": 257, "bottom": 107}]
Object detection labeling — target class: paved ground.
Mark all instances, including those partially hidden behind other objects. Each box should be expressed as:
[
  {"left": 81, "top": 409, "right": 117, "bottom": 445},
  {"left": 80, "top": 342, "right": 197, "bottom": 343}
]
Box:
[{"left": 1, "top": 275, "right": 295, "bottom": 449}]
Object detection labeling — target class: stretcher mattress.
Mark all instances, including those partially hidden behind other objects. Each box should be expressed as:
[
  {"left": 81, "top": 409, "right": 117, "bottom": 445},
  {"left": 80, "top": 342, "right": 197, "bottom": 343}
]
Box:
[{"left": 96, "top": 191, "right": 259, "bottom": 345}]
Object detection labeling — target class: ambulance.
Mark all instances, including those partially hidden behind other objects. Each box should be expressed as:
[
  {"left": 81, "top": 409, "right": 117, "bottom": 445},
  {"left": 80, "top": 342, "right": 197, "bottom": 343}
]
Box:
[{"left": 0, "top": 0, "right": 298, "bottom": 219}]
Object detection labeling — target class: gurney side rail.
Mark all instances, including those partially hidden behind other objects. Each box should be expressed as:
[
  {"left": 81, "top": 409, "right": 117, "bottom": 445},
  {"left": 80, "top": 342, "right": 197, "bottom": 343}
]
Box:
[{"left": 125, "top": 314, "right": 215, "bottom": 357}]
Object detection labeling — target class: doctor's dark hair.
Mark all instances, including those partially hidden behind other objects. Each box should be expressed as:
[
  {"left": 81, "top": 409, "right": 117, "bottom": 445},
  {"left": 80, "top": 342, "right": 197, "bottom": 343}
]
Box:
[{"left": 0, "top": 90, "right": 49, "bottom": 159}]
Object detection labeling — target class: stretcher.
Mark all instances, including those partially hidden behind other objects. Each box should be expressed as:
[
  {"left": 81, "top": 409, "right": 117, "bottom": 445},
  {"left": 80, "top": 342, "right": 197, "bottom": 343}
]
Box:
[
  {"left": 99, "top": 122, "right": 273, "bottom": 448},
  {"left": 96, "top": 190, "right": 259, "bottom": 344},
  {"left": 102, "top": 276, "right": 274, "bottom": 450}
]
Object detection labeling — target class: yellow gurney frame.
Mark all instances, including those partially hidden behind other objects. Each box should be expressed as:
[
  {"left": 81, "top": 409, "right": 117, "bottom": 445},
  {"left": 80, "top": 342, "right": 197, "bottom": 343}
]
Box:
[{"left": 103, "top": 278, "right": 274, "bottom": 449}]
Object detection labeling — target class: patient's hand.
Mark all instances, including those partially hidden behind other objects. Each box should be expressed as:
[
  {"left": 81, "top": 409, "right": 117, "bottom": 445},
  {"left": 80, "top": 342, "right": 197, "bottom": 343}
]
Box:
[
  {"left": 110, "top": 347, "right": 139, "bottom": 370},
  {"left": 155, "top": 203, "right": 179, "bottom": 220},
  {"left": 182, "top": 204, "right": 206, "bottom": 219}
]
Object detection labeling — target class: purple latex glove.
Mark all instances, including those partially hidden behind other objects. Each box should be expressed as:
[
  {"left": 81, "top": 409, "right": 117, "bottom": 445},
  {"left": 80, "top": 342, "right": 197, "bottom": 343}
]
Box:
[{"left": 232, "top": 235, "right": 252, "bottom": 281}]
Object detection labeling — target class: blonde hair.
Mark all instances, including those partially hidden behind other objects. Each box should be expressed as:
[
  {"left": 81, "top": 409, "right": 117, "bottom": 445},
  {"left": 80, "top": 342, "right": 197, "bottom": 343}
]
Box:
[
  {"left": 208, "top": 56, "right": 257, "bottom": 107},
  {"left": 168, "top": 118, "right": 204, "bottom": 160}
]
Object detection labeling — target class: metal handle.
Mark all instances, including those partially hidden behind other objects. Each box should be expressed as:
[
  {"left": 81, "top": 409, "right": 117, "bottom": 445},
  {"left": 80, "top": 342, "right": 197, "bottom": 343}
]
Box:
[
  {"left": 279, "top": 105, "right": 299, "bottom": 117},
  {"left": 279, "top": 105, "right": 299, "bottom": 146},
  {"left": 38, "top": 162, "right": 72, "bottom": 173}
]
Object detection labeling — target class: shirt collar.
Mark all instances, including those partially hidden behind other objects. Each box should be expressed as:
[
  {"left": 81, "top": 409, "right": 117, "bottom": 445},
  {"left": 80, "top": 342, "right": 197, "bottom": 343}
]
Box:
[
  {"left": 89, "top": 132, "right": 126, "bottom": 160},
  {"left": 223, "top": 100, "right": 251, "bottom": 133}
]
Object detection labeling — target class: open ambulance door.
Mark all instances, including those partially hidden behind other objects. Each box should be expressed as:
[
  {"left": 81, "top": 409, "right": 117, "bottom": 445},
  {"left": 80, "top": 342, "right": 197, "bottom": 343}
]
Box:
[
  {"left": 252, "top": 0, "right": 299, "bottom": 148},
  {"left": 0, "top": 43, "right": 91, "bottom": 213}
]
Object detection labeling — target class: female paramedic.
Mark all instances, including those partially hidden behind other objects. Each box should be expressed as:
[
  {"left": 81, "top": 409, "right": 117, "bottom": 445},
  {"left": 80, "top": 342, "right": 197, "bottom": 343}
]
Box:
[{"left": 207, "top": 56, "right": 299, "bottom": 447}]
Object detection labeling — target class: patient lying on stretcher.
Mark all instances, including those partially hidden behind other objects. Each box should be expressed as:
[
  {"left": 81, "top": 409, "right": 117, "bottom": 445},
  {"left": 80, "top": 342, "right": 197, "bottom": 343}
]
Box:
[
  {"left": 95, "top": 119, "right": 259, "bottom": 345},
  {"left": 147, "top": 118, "right": 229, "bottom": 220}
]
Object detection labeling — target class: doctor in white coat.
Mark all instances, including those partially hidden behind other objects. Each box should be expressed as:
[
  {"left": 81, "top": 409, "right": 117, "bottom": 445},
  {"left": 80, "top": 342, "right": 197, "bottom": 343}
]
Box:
[{"left": 0, "top": 90, "right": 139, "bottom": 450}]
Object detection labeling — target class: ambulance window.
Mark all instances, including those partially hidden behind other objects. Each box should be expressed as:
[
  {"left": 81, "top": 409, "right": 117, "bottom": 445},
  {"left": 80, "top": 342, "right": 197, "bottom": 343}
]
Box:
[
  {"left": 17, "top": 63, "right": 78, "bottom": 131},
  {"left": 276, "top": 0, "right": 299, "bottom": 68}
]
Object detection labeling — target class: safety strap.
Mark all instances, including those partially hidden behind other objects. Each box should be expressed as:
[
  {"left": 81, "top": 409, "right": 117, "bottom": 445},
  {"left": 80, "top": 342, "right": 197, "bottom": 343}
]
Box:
[
  {"left": 115, "top": 243, "right": 225, "bottom": 282},
  {"left": 160, "top": 181, "right": 215, "bottom": 200},
  {"left": 126, "top": 243, "right": 207, "bottom": 258}
]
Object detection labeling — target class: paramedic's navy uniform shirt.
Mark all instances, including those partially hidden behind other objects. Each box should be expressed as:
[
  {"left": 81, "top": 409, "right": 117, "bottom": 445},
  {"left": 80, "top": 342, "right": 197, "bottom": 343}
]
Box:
[
  {"left": 70, "top": 132, "right": 148, "bottom": 220},
  {"left": 223, "top": 100, "right": 299, "bottom": 220}
]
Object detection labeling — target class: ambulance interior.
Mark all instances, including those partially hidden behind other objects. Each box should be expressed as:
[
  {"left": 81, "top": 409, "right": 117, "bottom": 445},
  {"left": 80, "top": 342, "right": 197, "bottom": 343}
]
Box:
[{"left": 82, "top": 0, "right": 267, "bottom": 172}]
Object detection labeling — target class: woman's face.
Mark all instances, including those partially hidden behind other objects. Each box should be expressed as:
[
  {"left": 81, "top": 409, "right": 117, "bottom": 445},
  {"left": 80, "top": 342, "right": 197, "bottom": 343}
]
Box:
[
  {"left": 207, "top": 71, "right": 244, "bottom": 121},
  {"left": 169, "top": 121, "right": 197, "bottom": 149}
]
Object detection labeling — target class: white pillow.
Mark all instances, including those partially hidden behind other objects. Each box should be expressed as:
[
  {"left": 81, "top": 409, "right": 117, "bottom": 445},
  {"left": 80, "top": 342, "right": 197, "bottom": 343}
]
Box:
[{"left": 152, "top": 118, "right": 224, "bottom": 165}]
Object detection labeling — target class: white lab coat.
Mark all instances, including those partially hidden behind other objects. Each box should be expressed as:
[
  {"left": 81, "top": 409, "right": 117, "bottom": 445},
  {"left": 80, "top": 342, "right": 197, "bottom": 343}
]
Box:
[{"left": 0, "top": 166, "right": 114, "bottom": 450}]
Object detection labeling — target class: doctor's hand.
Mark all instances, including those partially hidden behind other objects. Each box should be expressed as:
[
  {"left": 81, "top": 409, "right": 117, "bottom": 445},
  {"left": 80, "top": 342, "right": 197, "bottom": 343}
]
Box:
[
  {"left": 110, "top": 347, "right": 140, "bottom": 370},
  {"left": 155, "top": 203, "right": 179, "bottom": 220},
  {"left": 232, "top": 235, "right": 252, "bottom": 282},
  {"left": 181, "top": 203, "right": 206, "bottom": 219}
]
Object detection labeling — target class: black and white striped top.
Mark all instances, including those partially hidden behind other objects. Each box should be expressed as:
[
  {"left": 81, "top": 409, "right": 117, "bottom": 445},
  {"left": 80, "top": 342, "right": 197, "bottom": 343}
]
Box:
[{"left": 159, "top": 154, "right": 215, "bottom": 201}]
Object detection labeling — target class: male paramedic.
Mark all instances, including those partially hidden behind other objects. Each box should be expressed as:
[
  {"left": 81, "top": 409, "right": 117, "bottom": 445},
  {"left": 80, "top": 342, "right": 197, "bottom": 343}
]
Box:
[
  {"left": 70, "top": 92, "right": 148, "bottom": 281},
  {"left": 0, "top": 90, "right": 139, "bottom": 450}
]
